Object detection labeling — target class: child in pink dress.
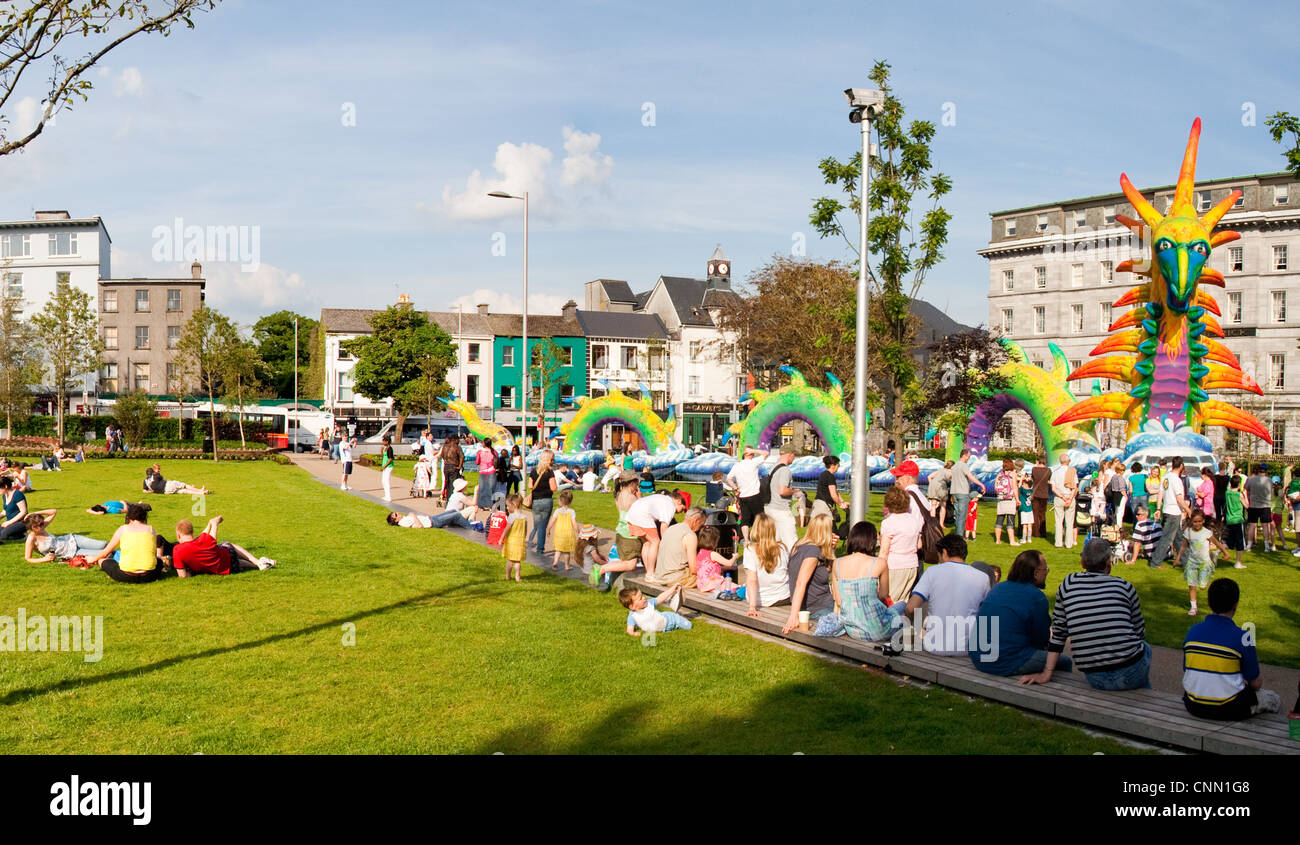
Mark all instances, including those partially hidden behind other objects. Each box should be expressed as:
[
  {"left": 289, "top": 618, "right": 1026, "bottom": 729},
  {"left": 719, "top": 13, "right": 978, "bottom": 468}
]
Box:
[{"left": 694, "top": 525, "right": 738, "bottom": 596}]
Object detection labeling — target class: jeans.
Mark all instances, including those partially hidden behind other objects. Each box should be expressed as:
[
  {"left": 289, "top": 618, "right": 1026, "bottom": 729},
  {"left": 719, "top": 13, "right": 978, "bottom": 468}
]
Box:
[
  {"left": 1149, "top": 513, "right": 1183, "bottom": 566},
  {"left": 1083, "top": 643, "right": 1152, "bottom": 691},
  {"left": 430, "top": 510, "right": 472, "bottom": 529},
  {"left": 476, "top": 474, "right": 494, "bottom": 509},
  {"left": 660, "top": 611, "right": 693, "bottom": 632},
  {"left": 952, "top": 493, "right": 972, "bottom": 530},
  {"left": 530, "top": 497, "right": 553, "bottom": 555},
  {"left": 1015, "top": 650, "right": 1073, "bottom": 675}
]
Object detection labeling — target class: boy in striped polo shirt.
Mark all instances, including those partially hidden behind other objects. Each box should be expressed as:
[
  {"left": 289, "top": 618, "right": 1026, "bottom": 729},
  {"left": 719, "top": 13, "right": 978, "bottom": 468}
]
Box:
[
  {"left": 1020, "top": 538, "right": 1150, "bottom": 691},
  {"left": 1182, "top": 578, "right": 1281, "bottom": 719}
]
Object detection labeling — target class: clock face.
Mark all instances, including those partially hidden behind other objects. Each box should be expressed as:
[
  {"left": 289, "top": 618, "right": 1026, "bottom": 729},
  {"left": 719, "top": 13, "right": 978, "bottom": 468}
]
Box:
[
  {"left": 718, "top": 262, "right": 728, "bottom": 275},
  {"left": 708, "top": 263, "right": 716, "bottom": 275}
]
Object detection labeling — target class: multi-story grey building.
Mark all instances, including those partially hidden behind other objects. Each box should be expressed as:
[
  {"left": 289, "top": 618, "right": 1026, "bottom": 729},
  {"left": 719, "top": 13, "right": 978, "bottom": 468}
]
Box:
[
  {"left": 98, "top": 261, "right": 206, "bottom": 395},
  {"left": 980, "top": 171, "right": 1299, "bottom": 455}
]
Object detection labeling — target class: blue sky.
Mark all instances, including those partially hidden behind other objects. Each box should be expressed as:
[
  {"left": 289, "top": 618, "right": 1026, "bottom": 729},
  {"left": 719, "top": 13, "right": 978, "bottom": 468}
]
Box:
[{"left": 1, "top": 0, "right": 1295, "bottom": 325}]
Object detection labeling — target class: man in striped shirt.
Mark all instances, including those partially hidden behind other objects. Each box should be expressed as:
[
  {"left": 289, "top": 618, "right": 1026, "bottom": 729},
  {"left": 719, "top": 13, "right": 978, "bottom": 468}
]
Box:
[
  {"left": 1127, "top": 505, "right": 1163, "bottom": 566},
  {"left": 1182, "top": 578, "right": 1281, "bottom": 719},
  {"left": 1020, "top": 537, "right": 1151, "bottom": 690}
]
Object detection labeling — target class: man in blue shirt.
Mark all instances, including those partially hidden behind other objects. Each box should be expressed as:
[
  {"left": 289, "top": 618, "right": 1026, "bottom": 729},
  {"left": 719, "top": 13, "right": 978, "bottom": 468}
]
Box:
[
  {"left": 969, "top": 549, "right": 1073, "bottom": 676},
  {"left": 1182, "top": 578, "right": 1281, "bottom": 719}
]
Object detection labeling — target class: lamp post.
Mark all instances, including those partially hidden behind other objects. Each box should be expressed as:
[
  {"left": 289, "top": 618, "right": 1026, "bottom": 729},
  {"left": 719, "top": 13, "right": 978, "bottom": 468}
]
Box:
[
  {"left": 487, "top": 190, "right": 530, "bottom": 449},
  {"left": 293, "top": 315, "right": 298, "bottom": 451},
  {"left": 845, "top": 87, "right": 885, "bottom": 525}
]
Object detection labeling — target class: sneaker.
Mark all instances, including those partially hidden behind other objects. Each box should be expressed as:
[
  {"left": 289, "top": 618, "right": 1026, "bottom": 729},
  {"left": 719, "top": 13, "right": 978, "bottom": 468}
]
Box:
[
  {"left": 258, "top": 557, "right": 277, "bottom": 569},
  {"left": 339, "top": 484, "right": 347, "bottom": 490},
  {"left": 1292, "top": 548, "right": 1300, "bottom": 557},
  {"left": 667, "top": 591, "right": 681, "bottom": 612},
  {"left": 1188, "top": 606, "right": 1197, "bottom": 615},
  {"left": 1234, "top": 563, "right": 1247, "bottom": 569},
  {"left": 1251, "top": 689, "right": 1282, "bottom": 715}
]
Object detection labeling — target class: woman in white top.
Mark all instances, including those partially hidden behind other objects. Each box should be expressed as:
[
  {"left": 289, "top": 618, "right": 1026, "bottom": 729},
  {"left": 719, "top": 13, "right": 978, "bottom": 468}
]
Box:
[{"left": 744, "top": 513, "right": 792, "bottom": 616}]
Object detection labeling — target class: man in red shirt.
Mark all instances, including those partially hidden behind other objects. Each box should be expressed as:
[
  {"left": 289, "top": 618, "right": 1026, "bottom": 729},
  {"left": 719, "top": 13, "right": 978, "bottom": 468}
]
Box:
[{"left": 172, "top": 516, "right": 275, "bottom": 577}]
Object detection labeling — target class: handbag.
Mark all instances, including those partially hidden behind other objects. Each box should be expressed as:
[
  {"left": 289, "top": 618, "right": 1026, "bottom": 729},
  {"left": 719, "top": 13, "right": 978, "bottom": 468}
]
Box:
[{"left": 522, "top": 475, "right": 534, "bottom": 509}]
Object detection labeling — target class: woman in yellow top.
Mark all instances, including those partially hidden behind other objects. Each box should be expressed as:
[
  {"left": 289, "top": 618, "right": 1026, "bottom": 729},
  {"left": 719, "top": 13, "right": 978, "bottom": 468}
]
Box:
[
  {"left": 88, "top": 503, "right": 167, "bottom": 583},
  {"left": 1146, "top": 466, "right": 1163, "bottom": 519}
]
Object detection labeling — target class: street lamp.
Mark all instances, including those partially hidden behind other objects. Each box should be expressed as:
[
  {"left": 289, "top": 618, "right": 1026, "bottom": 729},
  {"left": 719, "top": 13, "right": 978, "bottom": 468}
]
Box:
[
  {"left": 845, "top": 87, "right": 884, "bottom": 525},
  {"left": 487, "top": 190, "right": 531, "bottom": 449}
]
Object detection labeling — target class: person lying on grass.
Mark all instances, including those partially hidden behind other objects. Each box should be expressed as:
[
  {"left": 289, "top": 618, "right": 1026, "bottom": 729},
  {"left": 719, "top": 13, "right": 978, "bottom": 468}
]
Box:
[
  {"left": 143, "top": 464, "right": 209, "bottom": 496},
  {"left": 23, "top": 510, "right": 109, "bottom": 564},
  {"left": 87, "top": 503, "right": 170, "bottom": 583},
  {"left": 172, "top": 516, "right": 275, "bottom": 577},
  {"left": 620, "top": 584, "right": 691, "bottom": 637}
]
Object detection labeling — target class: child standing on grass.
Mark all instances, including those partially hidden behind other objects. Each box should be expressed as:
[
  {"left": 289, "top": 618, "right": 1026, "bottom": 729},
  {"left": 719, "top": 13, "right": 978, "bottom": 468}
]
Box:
[
  {"left": 694, "top": 524, "right": 739, "bottom": 596},
  {"left": 548, "top": 489, "right": 578, "bottom": 572},
  {"left": 1089, "top": 478, "right": 1108, "bottom": 534},
  {"left": 501, "top": 494, "right": 531, "bottom": 582},
  {"left": 1223, "top": 475, "right": 1248, "bottom": 570},
  {"left": 1176, "top": 510, "right": 1228, "bottom": 616},
  {"left": 964, "top": 495, "right": 979, "bottom": 541},
  {"left": 993, "top": 459, "right": 1018, "bottom": 546},
  {"left": 620, "top": 584, "right": 691, "bottom": 636},
  {"left": 1018, "top": 469, "right": 1034, "bottom": 544}
]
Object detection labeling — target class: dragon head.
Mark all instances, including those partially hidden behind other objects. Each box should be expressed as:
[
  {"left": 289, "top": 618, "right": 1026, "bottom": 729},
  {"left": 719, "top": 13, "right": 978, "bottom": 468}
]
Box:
[{"left": 1118, "top": 118, "right": 1240, "bottom": 316}]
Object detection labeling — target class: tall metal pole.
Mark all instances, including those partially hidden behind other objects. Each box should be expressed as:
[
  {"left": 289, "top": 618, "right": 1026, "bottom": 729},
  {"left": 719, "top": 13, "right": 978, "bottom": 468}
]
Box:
[
  {"left": 850, "top": 113, "right": 872, "bottom": 525},
  {"left": 293, "top": 316, "right": 299, "bottom": 447},
  {"left": 523, "top": 191, "right": 533, "bottom": 449},
  {"left": 457, "top": 303, "right": 464, "bottom": 400}
]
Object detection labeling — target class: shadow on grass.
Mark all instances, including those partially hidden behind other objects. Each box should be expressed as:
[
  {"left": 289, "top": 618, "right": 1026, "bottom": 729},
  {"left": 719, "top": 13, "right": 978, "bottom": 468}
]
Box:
[{"left": 0, "top": 579, "right": 500, "bottom": 707}]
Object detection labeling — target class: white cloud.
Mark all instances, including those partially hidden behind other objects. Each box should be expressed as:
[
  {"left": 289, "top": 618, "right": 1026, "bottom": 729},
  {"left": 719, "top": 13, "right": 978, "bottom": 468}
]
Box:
[
  {"left": 113, "top": 67, "right": 143, "bottom": 97},
  {"left": 446, "top": 287, "right": 570, "bottom": 316},
  {"left": 111, "top": 246, "right": 312, "bottom": 323},
  {"left": 14, "top": 96, "right": 44, "bottom": 137},
  {"left": 439, "top": 141, "right": 553, "bottom": 220},
  {"left": 560, "top": 125, "right": 612, "bottom": 187}
]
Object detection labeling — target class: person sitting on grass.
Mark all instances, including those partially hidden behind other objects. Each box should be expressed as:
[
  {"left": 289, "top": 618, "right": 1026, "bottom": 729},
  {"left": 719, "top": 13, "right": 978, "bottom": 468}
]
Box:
[
  {"left": 1182, "top": 577, "right": 1282, "bottom": 720},
  {"left": 1127, "top": 505, "right": 1163, "bottom": 567},
  {"left": 87, "top": 503, "right": 169, "bottom": 583},
  {"left": 23, "top": 510, "right": 108, "bottom": 564},
  {"left": 143, "top": 464, "right": 209, "bottom": 496},
  {"left": 172, "top": 516, "right": 275, "bottom": 576},
  {"left": 743, "top": 512, "right": 792, "bottom": 618},
  {"left": 620, "top": 584, "right": 691, "bottom": 637},
  {"left": 1175, "top": 510, "right": 1229, "bottom": 617},
  {"left": 969, "top": 548, "right": 1072, "bottom": 677},
  {"left": 0, "top": 475, "right": 30, "bottom": 541}
]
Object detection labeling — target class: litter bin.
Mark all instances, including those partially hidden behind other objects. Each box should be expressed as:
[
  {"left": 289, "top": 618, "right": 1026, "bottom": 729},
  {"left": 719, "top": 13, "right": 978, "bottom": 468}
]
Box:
[{"left": 202, "top": 437, "right": 214, "bottom": 454}]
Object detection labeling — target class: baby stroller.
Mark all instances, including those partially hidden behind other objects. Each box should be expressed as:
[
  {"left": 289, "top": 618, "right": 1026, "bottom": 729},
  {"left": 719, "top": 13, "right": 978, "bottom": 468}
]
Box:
[{"left": 1074, "top": 491, "right": 1095, "bottom": 539}]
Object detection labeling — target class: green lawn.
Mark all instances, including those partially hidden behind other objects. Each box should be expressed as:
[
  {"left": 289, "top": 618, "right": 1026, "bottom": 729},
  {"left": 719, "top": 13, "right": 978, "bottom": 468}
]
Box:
[{"left": 0, "top": 459, "right": 1139, "bottom": 754}]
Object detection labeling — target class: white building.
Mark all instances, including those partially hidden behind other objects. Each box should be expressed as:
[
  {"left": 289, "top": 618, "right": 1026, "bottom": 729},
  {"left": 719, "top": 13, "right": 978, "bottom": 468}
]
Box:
[
  {"left": 0, "top": 210, "right": 111, "bottom": 317},
  {"left": 980, "top": 170, "right": 1300, "bottom": 455}
]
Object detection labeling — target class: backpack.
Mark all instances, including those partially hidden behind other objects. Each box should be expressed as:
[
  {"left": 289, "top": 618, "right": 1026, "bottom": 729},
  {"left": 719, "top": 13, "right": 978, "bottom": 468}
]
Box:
[
  {"left": 994, "top": 472, "right": 1014, "bottom": 500},
  {"left": 759, "top": 470, "right": 773, "bottom": 506},
  {"left": 906, "top": 489, "right": 944, "bottom": 565}
]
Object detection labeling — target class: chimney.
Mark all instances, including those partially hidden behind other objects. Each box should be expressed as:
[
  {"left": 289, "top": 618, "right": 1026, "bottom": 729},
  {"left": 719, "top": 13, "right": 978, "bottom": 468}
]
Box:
[
  {"left": 34, "top": 210, "right": 71, "bottom": 220},
  {"left": 397, "top": 293, "right": 411, "bottom": 305},
  {"left": 477, "top": 303, "right": 489, "bottom": 316},
  {"left": 561, "top": 299, "right": 578, "bottom": 320},
  {"left": 191, "top": 260, "right": 202, "bottom": 279}
]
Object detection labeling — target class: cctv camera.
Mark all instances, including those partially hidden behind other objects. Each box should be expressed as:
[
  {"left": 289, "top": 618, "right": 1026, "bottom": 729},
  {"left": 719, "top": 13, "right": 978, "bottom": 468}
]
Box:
[{"left": 844, "top": 88, "right": 886, "bottom": 110}]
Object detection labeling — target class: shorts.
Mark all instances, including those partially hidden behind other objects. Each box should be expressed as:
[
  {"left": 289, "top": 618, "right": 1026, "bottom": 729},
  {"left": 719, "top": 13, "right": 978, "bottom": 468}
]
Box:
[
  {"left": 100, "top": 557, "right": 165, "bottom": 583},
  {"left": 1272, "top": 513, "right": 1283, "bottom": 529},
  {"left": 615, "top": 534, "right": 643, "bottom": 563},
  {"left": 995, "top": 512, "right": 1014, "bottom": 528},
  {"left": 1019, "top": 510, "right": 1034, "bottom": 524},
  {"left": 1225, "top": 522, "right": 1245, "bottom": 551},
  {"left": 738, "top": 494, "right": 764, "bottom": 528},
  {"left": 1246, "top": 507, "right": 1270, "bottom": 524},
  {"left": 343, "top": 462, "right": 354, "bottom": 475},
  {"left": 629, "top": 523, "right": 661, "bottom": 542}
]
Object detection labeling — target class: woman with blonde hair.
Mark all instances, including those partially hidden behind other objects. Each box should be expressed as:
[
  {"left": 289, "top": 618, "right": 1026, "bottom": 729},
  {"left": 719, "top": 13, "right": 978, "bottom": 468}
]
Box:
[
  {"left": 781, "top": 512, "right": 838, "bottom": 633},
  {"left": 528, "top": 449, "right": 558, "bottom": 557},
  {"left": 744, "top": 512, "right": 791, "bottom": 618}
]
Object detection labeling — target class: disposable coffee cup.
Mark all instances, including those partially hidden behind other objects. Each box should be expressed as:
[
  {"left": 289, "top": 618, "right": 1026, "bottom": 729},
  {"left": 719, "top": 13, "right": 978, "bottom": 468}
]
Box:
[{"left": 798, "top": 610, "right": 810, "bottom": 630}]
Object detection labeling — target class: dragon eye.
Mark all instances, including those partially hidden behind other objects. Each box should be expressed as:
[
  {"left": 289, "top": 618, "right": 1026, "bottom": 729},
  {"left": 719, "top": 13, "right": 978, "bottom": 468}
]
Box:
[
  {"left": 1155, "top": 238, "right": 1175, "bottom": 252},
  {"left": 1192, "top": 242, "right": 1208, "bottom": 256}
]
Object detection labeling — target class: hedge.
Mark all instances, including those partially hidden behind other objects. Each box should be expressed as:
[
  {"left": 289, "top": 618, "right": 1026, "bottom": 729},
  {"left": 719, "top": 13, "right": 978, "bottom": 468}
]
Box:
[{"left": 5, "top": 414, "right": 277, "bottom": 443}]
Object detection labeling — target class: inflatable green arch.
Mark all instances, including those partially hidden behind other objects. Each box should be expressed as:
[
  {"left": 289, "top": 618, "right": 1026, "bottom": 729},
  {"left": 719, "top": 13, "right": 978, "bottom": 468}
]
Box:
[
  {"left": 728, "top": 367, "right": 855, "bottom": 457},
  {"left": 560, "top": 386, "right": 681, "bottom": 454}
]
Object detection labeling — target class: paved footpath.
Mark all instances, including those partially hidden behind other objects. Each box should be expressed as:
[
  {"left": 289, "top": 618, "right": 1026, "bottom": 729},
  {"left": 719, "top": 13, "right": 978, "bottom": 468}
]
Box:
[{"left": 286, "top": 453, "right": 1300, "bottom": 700}]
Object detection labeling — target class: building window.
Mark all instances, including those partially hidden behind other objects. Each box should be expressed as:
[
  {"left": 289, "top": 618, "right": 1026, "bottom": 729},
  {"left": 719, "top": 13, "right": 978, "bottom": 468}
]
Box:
[
  {"left": 1031, "top": 358, "right": 1045, "bottom": 370},
  {"left": 689, "top": 375, "right": 700, "bottom": 396},
  {"left": 1231, "top": 187, "right": 1245, "bottom": 208},
  {"left": 1100, "top": 302, "right": 1112, "bottom": 331},
  {"left": 1000, "top": 308, "right": 1014, "bottom": 334},
  {"left": 1228, "top": 291, "right": 1242, "bottom": 323},
  {"left": 1070, "top": 264, "right": 1083, "bottom": 288},
  {"left": 1033, "top": 306, "right": 1045, "bottom": 334},
  {"left": 135, "top": 290, "right": 149, "bottom": 312},
  {"left": 335, "top": 342, "right": 353, "bottom": 361},
  {"left": 103, "top": 327, "right": 118, "bottom": 350},
  {"left": 1103, "top": 206, "right": 1116, "bottom": 224},
  {"left": 1036, "top": 214, "right": 1049, "bottom": 233},
  {"left": 1070, "top": 303, "right": 1083, "bottom": 333},
  {"left": 1273, "top": 419, "right": 1287, "bottom": 455},
  {"left": 337, "top": 372, "right": 353, "bottom": 402},
  {"left": 560, "top": 384, "right": 574, "bottom": 403},
  {"left": 1276, "top": 185, "right": 1290, "bottom": 206},
  {"left": 1, "top": 233, "right": 29, "bottom": 257},
  {"left": 1073, "top": 210, "right": 1086, "bottom": 229},
  {"left": 559, "top": 346, "right": 573, "bottom": 367},
  {"left": 1100, "top": 260, "right": 1113, "bottom": 284},
  {"left": 1034, "top": 266, "right": 1047, "bottom": 289},
  {"left": 501, "top": 346, "right": 514, "bottom": 367},
  {"left": 166, "top": 289, "right": 181, "bottom": 311},
  {"left": 588, "top": 386, "right": 606, "bottom": 399},
  {"left": 135, "top": 325, "right": 150, "bottom": 349},
  {"left": 1004, "top": 219, "right": 1016, "bottom": 237},
  {"left": 1070, "top": 360, "right": 1085, "bottom": 393},
  {"left": 467, "top": 343, "right": 480, "bottom": 363},
  {"left": 1270, "top": 354, "right": 1285, "bottom": 390},
  {"left": 133, "top": 363, "right": 149, "bottom": 392},
  {"left": 499, "top": 384, "right": 514, "bottom": 408},
  {"left": 3, "top": 272, "right": 21, "bottom": 300},
  {"left": 101, "top": 364, "right": 118, "bottom": 393},
  {"left": 653, "top": 390, "right": 668, "bottom": 411},
  {"left": 689, "top": 340, "right": 702, "bottom": 361},
  {"left": 466, "top": 374, "right": 479, "bottom": 404},
  {"left": 1273, "top": 244, "right": 1288, "bottom": 271},
  {"left": 1001, "top": 269, "right": 1014, "bottom": 291},
  {"left": 167, "top": 325, "right": 180, "bottom": 349},
  {"left": 1228, "top": 246, "right": 1244, "bottom": 272},
  {"left": 591, "top": 344, "right": 608, "bottom": 369},
  {"left": 736, "top": 376, "right": 747, "bottom": 396},
  {"left": 102, "top": 289, "right": 118, "bottom": 312},
  {"left": 1271, "top": 291, "right": 1286, "bottom": 322},
  {"left": 1196, "top": 191, "right": 1211, "bottom": 212},
  {"left": 649, "top": 346, "right": 666, "bottom": 371},
  {"left": 621, "top": 345, "right": 637, "bottom": 369},
  {"left": 166, "top": 363, "right": 179, "bottom": 392},
  {"left": 48, "top": 232, "right": 78, "bottom": 256}
]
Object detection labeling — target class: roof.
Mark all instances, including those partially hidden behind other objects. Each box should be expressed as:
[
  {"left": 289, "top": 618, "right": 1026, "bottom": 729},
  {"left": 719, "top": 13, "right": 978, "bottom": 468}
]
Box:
[
  {"left": 991, "top": 171, "right": 1293, "bottom": 217},
  {"left": 575, "top": 309, "right": 669, "bottom": 340},
  {"left": 658, "top": 276, "right": 717, "bottom": 327},
  {"left": 319, "top": 307, "right": 493, "bottom": 336},
  {"left": 101, "top": 278, "right": 205, "bottom": 285},
  {"left": 595, "top": 279, "right": 636, "bottom": 303},
  {"left": 0, "top": 215, "right": 112, "bottom": 242},
  {"left": 487, "top": 313, "right": 584, "bottom": 338},
  {"left": 911, "top": 298, "right": 974, "bottom": 345},
  {"left": 709, "top": 244, "right": 728, "bottom": 261},
  {"left": 634, "top": 290, "right": 651, "bottom": 310}
]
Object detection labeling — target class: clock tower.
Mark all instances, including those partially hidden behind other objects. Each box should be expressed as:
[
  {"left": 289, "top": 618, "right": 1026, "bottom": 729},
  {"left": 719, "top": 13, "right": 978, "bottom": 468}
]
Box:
[{"left": 706, "top": 244, "right": 730, "bottom": 289}]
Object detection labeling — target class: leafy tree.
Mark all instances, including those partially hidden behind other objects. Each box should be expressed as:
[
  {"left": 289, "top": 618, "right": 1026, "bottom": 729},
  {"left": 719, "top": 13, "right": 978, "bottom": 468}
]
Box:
[
  {"left": 1266, "top": 111, "right": 1300, "bottom": 179},
  {"left": 304, "top": 321, "right": 325, "bottom": 400},
  {"left": 810, "top": 59, "right": 952, "bottom": 451},
  {"left": 529, "top": 337, "right": 568, "bottom": 444},
  {"left": 30, "top": 276, "right": 102, "bottom": 439},
  {"left": 0, "top": 1, "right": 218, "bottom": 156},
  {"left": 908, "top": 329, "right": 1011, "bottom": 437},
  {"left": 220, "top": 333, "right": 263, "bottom": 448},
  {"left": 114, "top": 389, "right": 157, "bottom": 447},
  {"left": 340, "top": 305, "right": 455, "bottom": 442},
  {"left": 176, "top": 304, "right": 236, "bottom": 460},
  {"left": 252, "top": 310, "right": 316, "bottom": 398},
  {"left": 0, "top": 285, "right": 41, "bottom": 433}
]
